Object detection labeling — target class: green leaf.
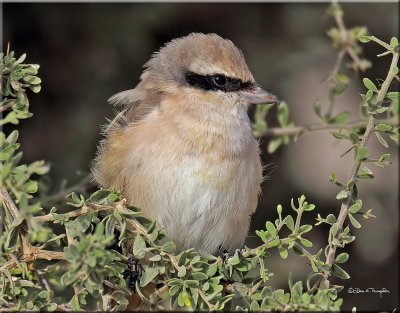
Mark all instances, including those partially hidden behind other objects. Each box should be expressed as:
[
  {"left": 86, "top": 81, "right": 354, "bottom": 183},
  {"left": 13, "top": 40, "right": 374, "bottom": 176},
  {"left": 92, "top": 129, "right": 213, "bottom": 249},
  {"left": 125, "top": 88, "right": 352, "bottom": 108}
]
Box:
[
  {"left": 89, "top": 189, "right": 111, "bottom": 203},
  {"left": 191, "top": 272, "right": 208, "bottom": 281},
  {"left": 313, "top": 100, "right": 322, "bottom": 117},
  {"left": 10, "top": 213, "right": 25, "bottom": 228},
  {"left": 206, "top": 262, "right": 218, "bottom": 277},
  {"left": 359, "top": 36, "right": 371, "bottom": 43},
  {"left": 23, "top": 180, "right": 38, "bottom": 193},
  {"left": 30, "top": 85, "right": 41, "bottom": 93},
  {"left": 278, "top": 245, "right": 288, "bottom": 259},
  {"left": 299, "top": 225, "right": 312, "bottom": 233},
  {"left": 379, "top": 153, "right": 390, "bottom": 163},
  {"left": 330, "top": 224, "right": 339, "bottom": 239},
  {"left": 376, "top": 106, "right": 389, "bottom": 114},
  {"left": 362, "top": 78, "right": 378, "bottom": 92},
  {"left": 332, "top": 263, "right": 350, "bottom": 279},
  {"left": 285, "top": 215, "right": 295, "bottom": 231},
  {"left": 349, "top": 200, "right": 362, "bottom": 214},
  {"left": 6, "top": 130, "right": 19, "bottom": 144},
  {"left": 169, "top": 285, "right": 181, "bottom": 296},
  {"left": 5, "top": 227, "right": 19, "bottom": 251},
  {"left": 15, "top": 53, "right": 27, "bottom": 64},
  {"left": 300, "top": 238, "right": 313, "bottom": 247},
  {"left": 365, "top": 89, "right": 374, "bottom": 101},
  {"left": 375, "top": 123, "right": 392, "bottom": 132},
  {"left": 140, "top": 267, "right": 159, "bottom": 287},
  {"left": 333, "top": 111, "right": 350, "bottom": 124},
  {"left": 349, "top": 132, "right": 359, "bottom": 143},
  {"left": 358, "top": 164, "right": 374, "bottom": 179},
  {"left": 387, "top": 92, "right": 399, "bottom": 100},
  {"left": 250, "top": 300, "right": 260, "bottom": 311},
  {"left": 107, "top": 193, "right": 119, "bottom": 202},
  {"left": 375, "top": 132, "right": 388, "bottom": 148},
  {"left": 331, "top": 131, "right": 345, "bottom": 140},
  {"left": 67, "top": 214, "right": 92, "bottom": 237},
  {"left": 278, "top": 102, "right": 289, "bottom": 126},
  {"left": 348, "top": 214, "right": 361, "bottom": 229},
  {"left": 149, "top": 254, "right": 162, "bottom": 262},
  {"left": 227, "top": 255, "right": 240, "bottom": 266},
  {"left": 24, "top": 64, "right": 40, "bottom": 75},
  {"left": 390, "top": 37, "right": 399, "bottom": 48},
  {"left": 327, "top": 214, "right": 337, "bottom": 225},
  {"left": 357, "top": 147, "right": 368, "bottom": 161},
  {"left": 132, "top": 235, "right": 146, "bottom": 259},
  {"left": 304, "top": 204, "right": 316, "bottom": 211},
  {"left": 177, "top": 291, "right": 185, "bottom": 307},
  {"left": 22, "top": 75, "right": 41, "bottom": 85},
  {"left": 161, "top": 241, "right": 176, "bottom": 253},
  {"left": 177, "top": 266, "right": 186, "bottom": 278},
  {"left": 267, "top": 138, "right": 282, "bottom": 154},
  {"left": 265, "top": 221, "right": 277, "bottom": 237},
  {"left": 336, "top": 190, "right": 349, "bottom": 200},
  {"left": 335, "top": 253, "right": 349, "bottom": 264}
]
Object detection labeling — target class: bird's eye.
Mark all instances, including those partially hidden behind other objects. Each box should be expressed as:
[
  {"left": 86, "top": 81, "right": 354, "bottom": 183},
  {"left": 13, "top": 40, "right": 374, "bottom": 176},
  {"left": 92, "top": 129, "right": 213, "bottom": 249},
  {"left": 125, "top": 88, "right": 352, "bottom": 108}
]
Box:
[{"left": 212, "top": 75, "right": 227, "bottom": 86}]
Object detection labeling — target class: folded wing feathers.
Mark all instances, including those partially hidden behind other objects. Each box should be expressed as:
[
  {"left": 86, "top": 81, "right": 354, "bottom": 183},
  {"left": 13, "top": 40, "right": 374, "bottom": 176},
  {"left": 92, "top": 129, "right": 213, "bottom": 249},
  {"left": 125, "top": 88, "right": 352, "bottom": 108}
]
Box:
[{"left": 108, "top": 89, "right": 139, "bottom": 107}]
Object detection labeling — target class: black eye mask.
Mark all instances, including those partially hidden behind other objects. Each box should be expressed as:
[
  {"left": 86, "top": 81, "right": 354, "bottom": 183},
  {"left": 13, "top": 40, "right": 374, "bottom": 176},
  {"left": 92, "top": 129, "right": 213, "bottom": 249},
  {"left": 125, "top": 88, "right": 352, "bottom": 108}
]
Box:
[{"left": 185, "top": 71, "right": 254, "bottom": 92}]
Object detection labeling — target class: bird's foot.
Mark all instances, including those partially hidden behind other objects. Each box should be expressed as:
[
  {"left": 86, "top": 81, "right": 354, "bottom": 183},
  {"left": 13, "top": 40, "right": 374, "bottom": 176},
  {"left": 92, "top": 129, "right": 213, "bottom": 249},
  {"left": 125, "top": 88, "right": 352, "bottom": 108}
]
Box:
[
  {"left": 218, "top": 245, "right": 246, "bottom": 263},
  {"left": 123, "top": 254, "right": 143, "bottom": 291}
]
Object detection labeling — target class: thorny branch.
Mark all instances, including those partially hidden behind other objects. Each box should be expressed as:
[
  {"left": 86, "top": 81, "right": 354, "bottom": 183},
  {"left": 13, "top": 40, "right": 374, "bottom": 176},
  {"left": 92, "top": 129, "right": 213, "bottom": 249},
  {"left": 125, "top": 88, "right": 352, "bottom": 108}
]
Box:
[
  {"left": 319, "top": 42, "right": 399, "bottom": 289},
  {"left": 262, "top": 117, "right": 397, "bottom": 138},
  {"left": 0, "top": 187, "right": 65, "bottom": 270},
  {"left": 330, "top": 0, "right": 369, "bottom": 74}
]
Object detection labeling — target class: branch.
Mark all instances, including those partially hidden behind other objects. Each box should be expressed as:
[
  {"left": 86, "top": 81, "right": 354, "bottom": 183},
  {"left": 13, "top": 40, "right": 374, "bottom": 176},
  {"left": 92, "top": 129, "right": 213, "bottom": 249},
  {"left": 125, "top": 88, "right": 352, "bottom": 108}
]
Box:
[
  {"left": 1, "top": 248, "right": 65, "bottom": 270},
  {"left": 34, "top": 204, "right": 101, "bottom": 223},
  {"left": 331, "top": 0, "right": 366, "bottom": 72},
  {"left": 261, "top": 117, "right": 397, "bottom": 138},
  {"left": 319, "top": 44, "right": 399, "bottom": 288},
  {"left": 0, "top": 102, "right": 14, "bottom": 113},
  {"left": 0, "top": 187, "right": 31, "bottom": 254},
  {"left": 0, "top": 187, "right": 20, "bottom": 220}
]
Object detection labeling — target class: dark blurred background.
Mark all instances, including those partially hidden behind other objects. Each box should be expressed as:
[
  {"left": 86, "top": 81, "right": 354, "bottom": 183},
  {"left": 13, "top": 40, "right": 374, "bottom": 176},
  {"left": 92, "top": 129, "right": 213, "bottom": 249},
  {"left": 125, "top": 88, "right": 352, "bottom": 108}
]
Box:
[{"left": 3, "top": 2, "right": 399, "bottom": 311}]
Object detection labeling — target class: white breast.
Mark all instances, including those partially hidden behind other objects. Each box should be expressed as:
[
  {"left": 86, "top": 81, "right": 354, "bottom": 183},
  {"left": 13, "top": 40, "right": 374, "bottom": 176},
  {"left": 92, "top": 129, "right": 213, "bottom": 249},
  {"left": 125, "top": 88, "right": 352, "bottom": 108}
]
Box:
[{"left": 123, "top": 105, "right": 263, "bottom": 253}]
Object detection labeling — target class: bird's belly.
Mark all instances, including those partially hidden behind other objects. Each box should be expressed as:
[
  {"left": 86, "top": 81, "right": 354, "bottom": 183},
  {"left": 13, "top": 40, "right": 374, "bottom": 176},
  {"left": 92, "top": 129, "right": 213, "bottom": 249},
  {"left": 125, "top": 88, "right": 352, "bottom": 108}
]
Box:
[{"left": 132, "top": 147, "right": 261, "bottom": 254}]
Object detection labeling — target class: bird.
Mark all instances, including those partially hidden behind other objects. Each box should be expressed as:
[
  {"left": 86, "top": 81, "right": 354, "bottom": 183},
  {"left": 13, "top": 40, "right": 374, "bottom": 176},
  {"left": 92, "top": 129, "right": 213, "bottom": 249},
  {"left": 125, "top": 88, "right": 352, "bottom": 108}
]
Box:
[{"left": 92, "top": 33, "right": 279, "bottom": 255}]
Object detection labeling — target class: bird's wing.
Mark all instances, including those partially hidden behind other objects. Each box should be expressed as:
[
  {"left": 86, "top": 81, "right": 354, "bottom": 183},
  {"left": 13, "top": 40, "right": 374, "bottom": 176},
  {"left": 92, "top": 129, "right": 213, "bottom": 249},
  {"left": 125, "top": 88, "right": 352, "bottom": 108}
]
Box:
[{"left": 106, "top": 76, "right": 162, "bottom": 132}]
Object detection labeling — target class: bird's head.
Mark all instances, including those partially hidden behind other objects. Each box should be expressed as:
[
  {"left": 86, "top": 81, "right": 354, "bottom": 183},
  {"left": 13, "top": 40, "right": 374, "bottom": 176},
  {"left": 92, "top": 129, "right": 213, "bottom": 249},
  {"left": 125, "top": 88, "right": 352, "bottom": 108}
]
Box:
[{"left": 143, "top": 33, "right": 279, "bottom": 111}]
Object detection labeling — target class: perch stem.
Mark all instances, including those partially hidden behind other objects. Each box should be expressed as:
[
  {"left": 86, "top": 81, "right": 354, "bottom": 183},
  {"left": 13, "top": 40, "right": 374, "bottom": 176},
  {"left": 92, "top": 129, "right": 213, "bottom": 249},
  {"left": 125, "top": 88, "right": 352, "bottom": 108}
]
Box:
[{"left": 319, "top": 44, "right": 399, "bottom": 289}]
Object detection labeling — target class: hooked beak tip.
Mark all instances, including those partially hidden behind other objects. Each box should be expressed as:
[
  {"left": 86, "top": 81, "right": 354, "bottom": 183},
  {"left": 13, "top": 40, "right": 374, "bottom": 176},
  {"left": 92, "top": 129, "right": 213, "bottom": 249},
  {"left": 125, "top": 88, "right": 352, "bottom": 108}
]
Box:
[
  {"left": 241, "top": 86, "right": 280, "bottom": 105},
  {"left": 266, "top": 93, "right": 280, "bottom": 106}
]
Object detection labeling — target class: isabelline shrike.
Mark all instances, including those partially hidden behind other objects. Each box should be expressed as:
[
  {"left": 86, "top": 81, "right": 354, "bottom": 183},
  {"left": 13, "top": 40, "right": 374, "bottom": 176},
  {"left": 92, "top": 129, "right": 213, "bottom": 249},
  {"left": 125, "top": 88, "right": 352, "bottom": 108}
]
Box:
[{"left": 93, "top": 33, "right": 279, "bottom": 254}]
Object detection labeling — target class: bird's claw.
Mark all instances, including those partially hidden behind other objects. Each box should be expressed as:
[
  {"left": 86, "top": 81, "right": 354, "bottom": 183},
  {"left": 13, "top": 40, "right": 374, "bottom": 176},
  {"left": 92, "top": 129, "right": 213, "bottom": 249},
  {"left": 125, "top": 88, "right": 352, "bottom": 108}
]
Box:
[
  {"left": 123, "top": 254, "right": 142, "bottom": 291},
  {"left": 218, "top": 245, "right": 246, "bottom": 263}
]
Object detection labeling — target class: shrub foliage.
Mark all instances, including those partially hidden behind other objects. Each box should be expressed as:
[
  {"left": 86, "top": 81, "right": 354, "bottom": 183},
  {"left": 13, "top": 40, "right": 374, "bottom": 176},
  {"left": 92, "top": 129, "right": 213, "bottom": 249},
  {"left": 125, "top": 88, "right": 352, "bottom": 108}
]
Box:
[{"left": 1, "top": 3, "right": 398, "bottom": 311}]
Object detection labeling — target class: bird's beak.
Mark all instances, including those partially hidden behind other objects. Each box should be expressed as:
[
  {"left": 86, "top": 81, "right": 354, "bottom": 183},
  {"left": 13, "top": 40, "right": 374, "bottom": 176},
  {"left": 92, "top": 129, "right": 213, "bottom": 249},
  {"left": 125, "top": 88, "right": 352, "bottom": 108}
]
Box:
[{"left": 241, "top": 85, "right": 280, "bottom": 105}]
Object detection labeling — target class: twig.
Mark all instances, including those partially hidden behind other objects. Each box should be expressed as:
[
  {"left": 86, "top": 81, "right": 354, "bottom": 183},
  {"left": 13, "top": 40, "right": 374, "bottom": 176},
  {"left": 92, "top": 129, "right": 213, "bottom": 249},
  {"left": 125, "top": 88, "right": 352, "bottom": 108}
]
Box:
[
  {"left": 0, "top": 187, "right": 20, "bottom": 219},
  {"left": 0, "top": 102, "right": 14, "bottom": 113},
  {"left": 34, "top": 204, "right": 99, "bottom": 223},
  {"left": 324, "top": 47, "right": 346, "bottom": 85},
  {"left": 37, "top": 270, "right": 52, "bottom": 291},
  {"left": 319, "top": 43, "right": 399, "bottom": 288},
  {"left": 331, "top": 0, "right": 365, "bottom": 72},
  {"left": 152, "top": 284, "right": 169, "bottom": 300},
  {"left": 0, "top": 187, "right": 31, "bottom": 253},
  {"left": 261, "top": 117, "right": 397, "bottom": 138},
  {"left": 1, "top": 248, "right": 65, "bottom": 270},
  {"left": 198, "top": 288, "right": 215, "bottom": 310}
]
